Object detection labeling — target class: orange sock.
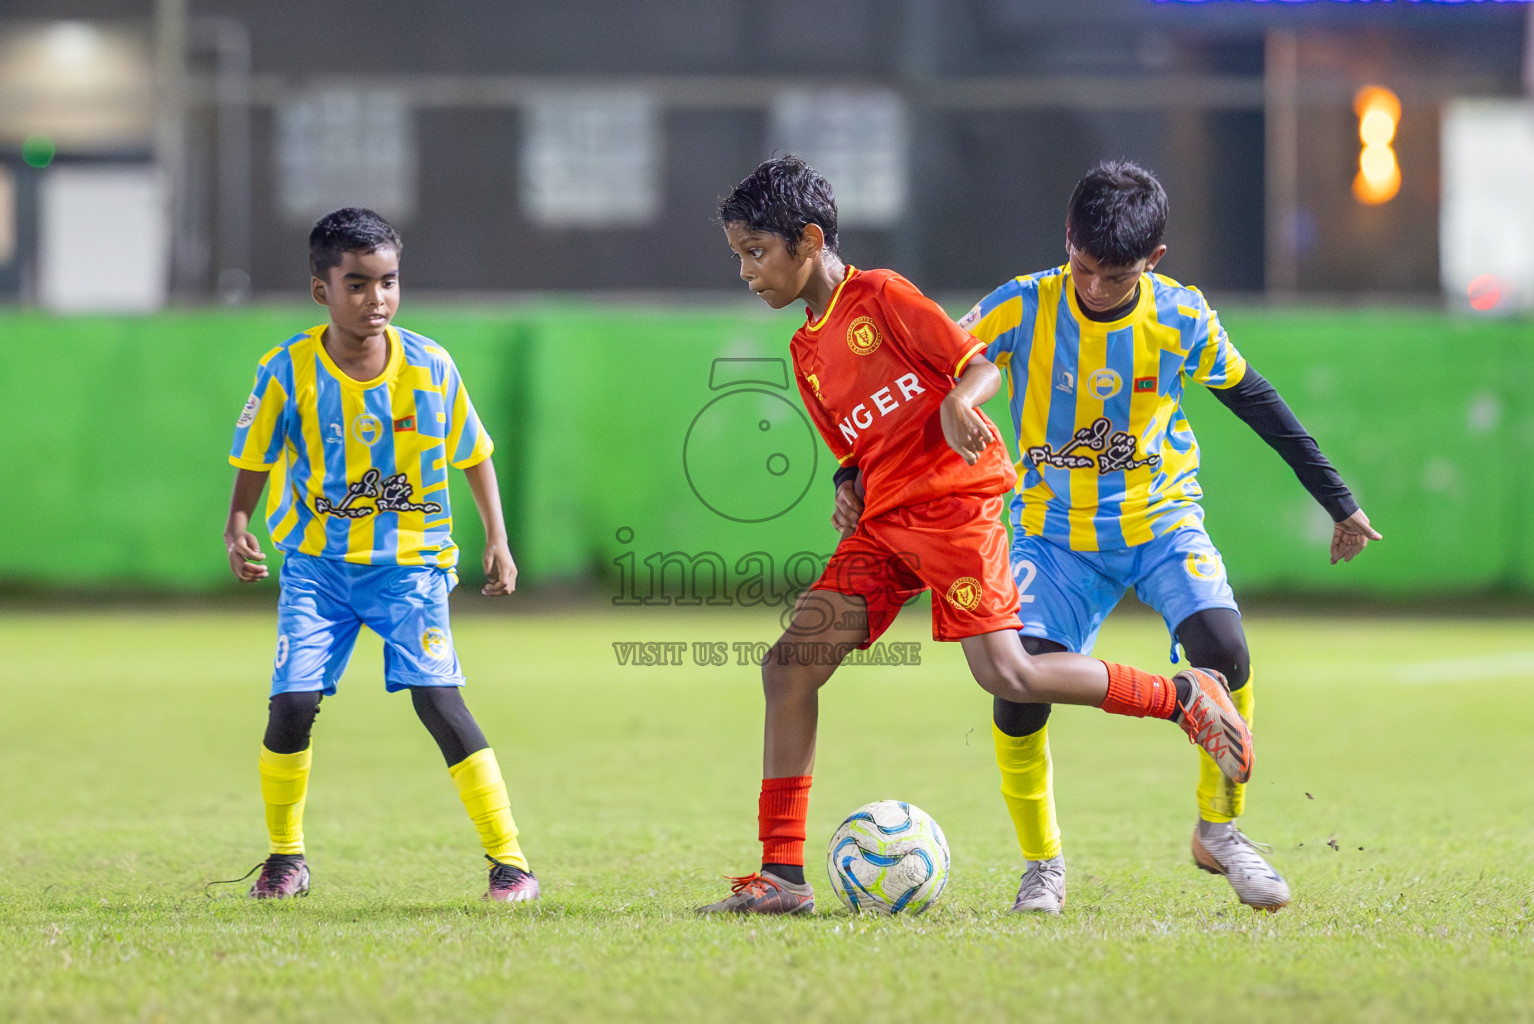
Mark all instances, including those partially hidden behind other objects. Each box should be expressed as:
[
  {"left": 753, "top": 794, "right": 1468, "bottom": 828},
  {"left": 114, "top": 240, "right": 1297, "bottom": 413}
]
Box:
[
  {"left": 759, "top": 775, "right": 812, "bottom": 866},
  {"left": 1098, "top": 661, "right": 1178, "bottom": 720}
]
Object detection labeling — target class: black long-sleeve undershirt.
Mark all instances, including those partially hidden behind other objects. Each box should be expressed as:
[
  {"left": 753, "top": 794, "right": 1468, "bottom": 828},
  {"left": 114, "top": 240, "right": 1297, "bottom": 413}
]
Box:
[{"left": 1210, "top": 366, "right": 1357, "bottom": 523}]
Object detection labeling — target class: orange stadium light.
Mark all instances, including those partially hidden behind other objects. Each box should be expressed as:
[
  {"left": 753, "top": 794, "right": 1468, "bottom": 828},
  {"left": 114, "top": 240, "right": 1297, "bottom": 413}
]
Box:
[{"left": 1353, "top": 86, "right": 1401, "bottom": 205}]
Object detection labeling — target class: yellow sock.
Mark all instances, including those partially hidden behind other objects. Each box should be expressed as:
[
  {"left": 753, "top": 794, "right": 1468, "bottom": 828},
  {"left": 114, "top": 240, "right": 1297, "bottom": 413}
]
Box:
[
  {"left": 259, "top": 745, "right": 311, "bottom": 856},
  {"left": 1197, "top": 669, "right": 1255, "bottom": 822},
  {"left": 993, "top": 722, "right": 1062, "bottom": 862},
  {"left": 449, "top": 748, "right": 528, "bottom": 870}
]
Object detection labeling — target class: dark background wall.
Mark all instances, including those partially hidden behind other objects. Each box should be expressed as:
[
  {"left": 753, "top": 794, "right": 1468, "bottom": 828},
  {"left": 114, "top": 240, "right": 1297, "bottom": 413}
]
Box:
[{"left": 1, "top": 0, "right": 1526, "bottom": 297}]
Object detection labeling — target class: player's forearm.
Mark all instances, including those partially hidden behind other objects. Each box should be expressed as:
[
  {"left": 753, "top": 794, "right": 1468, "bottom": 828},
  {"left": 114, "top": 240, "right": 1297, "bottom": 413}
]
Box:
[
  {"left": 1211, "top": 368, "right": 1358, "bottom": 522},
  {"left": 950, "top": 356, "right": 1000, "bottom": 408},
  {"left": 463, "top": 458, "right": 509, "bottom": 544},
  {"left": 225, "top": 469, "right": 269, "bottom": 539}
]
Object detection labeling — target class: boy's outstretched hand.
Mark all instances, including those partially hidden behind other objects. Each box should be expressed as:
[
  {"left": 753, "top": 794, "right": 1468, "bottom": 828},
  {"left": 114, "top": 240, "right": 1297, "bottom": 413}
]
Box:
[
  {"left": 940, "top": 392, "right": 993, "bottom": 466},
  {"left": 482, "top": 542, "right": 518, "bottom": 595},
  {"left": 226, "top": 530, "right": 269, "bottom": 582},
  {"left": 1330, "top": 508, "right": 1382, "bottom": 565}
]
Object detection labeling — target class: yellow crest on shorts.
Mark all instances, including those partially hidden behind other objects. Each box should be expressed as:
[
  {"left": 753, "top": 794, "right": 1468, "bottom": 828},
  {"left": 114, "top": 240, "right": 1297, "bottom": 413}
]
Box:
[
  {"left": 1185, "top": 552, "right": 1222, "bottom": 581},
  {"left": 945, "top": 576, "right": 982, "bottom": 611},
  {"left": 847, "top": 316, "right": 882, "bottom": 356},
  {"left": 421, "top": 627, "right": 450, "bottom": 659}
]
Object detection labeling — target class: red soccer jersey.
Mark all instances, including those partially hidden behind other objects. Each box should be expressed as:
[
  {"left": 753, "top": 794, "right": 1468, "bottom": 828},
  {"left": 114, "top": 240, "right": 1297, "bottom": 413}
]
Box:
[{"left": 790, "top": 267, "right": 1013, "bottom": 521}]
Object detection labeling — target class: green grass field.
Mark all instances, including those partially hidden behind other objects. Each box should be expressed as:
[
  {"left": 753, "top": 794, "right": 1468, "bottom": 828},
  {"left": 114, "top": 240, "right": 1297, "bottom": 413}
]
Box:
[{"left": 1, "top": 605, "right": 1531, "bottom": 1023}]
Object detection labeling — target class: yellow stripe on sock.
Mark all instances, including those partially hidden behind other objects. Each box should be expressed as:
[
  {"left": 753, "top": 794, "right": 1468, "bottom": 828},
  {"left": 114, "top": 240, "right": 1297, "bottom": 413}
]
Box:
[
  {"left": 259, "top": 745, "right": 311, "bottom": 856},
  {"left": 992, "top": 723, "right": 1062, "bottom": 862},
  {"left": 1197, "top": 669, "right": 1255, "bottom": 823},
  {"left": 449, "top": 748, "right": 528, "bottom": 871}
]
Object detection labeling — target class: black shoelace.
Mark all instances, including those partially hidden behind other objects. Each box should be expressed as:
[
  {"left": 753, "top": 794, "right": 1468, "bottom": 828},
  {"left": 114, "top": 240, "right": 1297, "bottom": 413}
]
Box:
[{"left": 205, "top": 855, "right": 301, "bottom": 895}]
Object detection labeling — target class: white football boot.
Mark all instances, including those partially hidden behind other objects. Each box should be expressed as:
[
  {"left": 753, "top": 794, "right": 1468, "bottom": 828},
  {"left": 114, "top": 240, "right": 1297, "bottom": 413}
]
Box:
[
  {"left": 1191, "top": 819, "right": 1290, "bottom": 912},
  {"left": 1009, "top": 854, "right": 1066, "bottom": 914}
]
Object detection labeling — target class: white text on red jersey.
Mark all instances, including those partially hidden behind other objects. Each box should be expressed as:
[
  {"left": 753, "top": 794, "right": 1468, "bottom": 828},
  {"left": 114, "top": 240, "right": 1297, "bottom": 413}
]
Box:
[{"left": 836, "top": 373, "right": 927, "bottom": 445}]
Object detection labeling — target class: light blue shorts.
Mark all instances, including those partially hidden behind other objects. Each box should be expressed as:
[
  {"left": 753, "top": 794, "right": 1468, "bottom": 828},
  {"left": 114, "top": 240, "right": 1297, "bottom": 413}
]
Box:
[
  {"left": 271, "top": 551, "right": 464, "bottom": 696},
  {"left": 1011, "top": 525, "right": 1239, "bottom": 658}
]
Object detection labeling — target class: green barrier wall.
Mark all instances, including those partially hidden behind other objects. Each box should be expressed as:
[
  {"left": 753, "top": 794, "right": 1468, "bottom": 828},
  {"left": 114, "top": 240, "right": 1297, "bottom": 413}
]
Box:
[{"left": 2, "top": 305, "right": 1530, "bottom": 597}]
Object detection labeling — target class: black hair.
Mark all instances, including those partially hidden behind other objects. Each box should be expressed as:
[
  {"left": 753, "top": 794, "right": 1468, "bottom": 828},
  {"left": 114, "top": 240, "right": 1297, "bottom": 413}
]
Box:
[
  {"left": 1065, "top": 161, "right": 1168, "bottom": 266},
  {"left": 308, "top": 207, "right": 402, "bottom": 278},
  {"left": 718, "top": 155, "right": 839, "bottom": 256}
]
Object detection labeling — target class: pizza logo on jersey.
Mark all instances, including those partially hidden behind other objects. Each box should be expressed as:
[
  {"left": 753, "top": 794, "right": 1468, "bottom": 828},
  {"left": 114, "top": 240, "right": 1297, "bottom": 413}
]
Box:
[
  {"left": 846, "top": 316, "right": 883, "bottom": 356},
  {"left": 1086, "top": 368, "right": 1122, "bottom": 400},
  {"left": 945, "top": 576, "right": 983, "bottom": 611},
  {"left": 1025, "top": 416, "right": 1162, "bottom": 475},
  {"left": 314, "top": 468, "right": 444, "bottom": 519},
  {"left": 236, "top": 393, "right": 259, "bottom": 429},
  {"left": 1185, "top": 551, "right": 1222, "bottom": 581},
  {"left": 957, "top": 304, "right": 983, "bottom": 331},
  {"left": 421, "top": 627, "right": 450, "bottom": 659},
  {"left": 376, "top": 473, "right": 444, "bottom": 513},
  {"left": 1098, "top": 429, "right": 1160, "bottom": 473}
]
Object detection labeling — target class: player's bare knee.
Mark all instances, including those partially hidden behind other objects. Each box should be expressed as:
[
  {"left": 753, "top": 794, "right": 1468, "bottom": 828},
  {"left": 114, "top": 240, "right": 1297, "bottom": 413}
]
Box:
[
  {"left": 761, "top": 640, "right": 842, "bottom": 696},
  {"left": 970, "top": 660, "right": 1039, "bottom": 703},
  {"left": 1000, "top": 664, "right": 1048, "bottom": 702}
]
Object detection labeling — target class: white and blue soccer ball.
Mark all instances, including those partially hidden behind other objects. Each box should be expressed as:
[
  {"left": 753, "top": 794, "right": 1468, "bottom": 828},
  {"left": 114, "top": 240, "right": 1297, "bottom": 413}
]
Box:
[{"left": 826, "top": 800, "right": 950, "bottom": 915}]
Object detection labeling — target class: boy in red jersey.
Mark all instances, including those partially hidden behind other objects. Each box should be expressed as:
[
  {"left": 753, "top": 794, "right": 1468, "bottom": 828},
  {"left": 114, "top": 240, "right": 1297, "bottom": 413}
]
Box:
[{"left": 697, "top": 156, "right": 1255, "bottom": 915}]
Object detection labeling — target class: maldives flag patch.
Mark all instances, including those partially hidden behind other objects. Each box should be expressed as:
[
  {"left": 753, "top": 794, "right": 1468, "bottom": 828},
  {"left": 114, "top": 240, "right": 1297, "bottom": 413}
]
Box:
[
  {"left": 394, "top": 416, "right": 416, "bottom": 432},
  {"left": 1133, "top": 376, "right": 1157, "bottom": 393}
]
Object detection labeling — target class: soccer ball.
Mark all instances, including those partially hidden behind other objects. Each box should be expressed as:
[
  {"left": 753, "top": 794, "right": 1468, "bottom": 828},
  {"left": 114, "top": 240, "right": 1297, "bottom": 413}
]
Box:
[{"left": 826, "top": 800, "right": 950, "bottom": 915}]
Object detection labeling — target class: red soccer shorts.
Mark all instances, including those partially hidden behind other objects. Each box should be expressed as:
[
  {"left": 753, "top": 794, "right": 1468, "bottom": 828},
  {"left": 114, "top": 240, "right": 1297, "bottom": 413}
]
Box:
[{"left": 811, "top": 493, "right": 1021, "bottom": 646}]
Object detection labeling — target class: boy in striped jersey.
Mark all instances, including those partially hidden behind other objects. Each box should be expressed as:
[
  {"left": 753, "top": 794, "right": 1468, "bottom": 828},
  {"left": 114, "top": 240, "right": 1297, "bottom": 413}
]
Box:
[
  {"left": 958, "top": 162, "right": 1382, "bottom": 913},
  {"left": 224, "top": 208, "right": 536, "bottom": 902}
]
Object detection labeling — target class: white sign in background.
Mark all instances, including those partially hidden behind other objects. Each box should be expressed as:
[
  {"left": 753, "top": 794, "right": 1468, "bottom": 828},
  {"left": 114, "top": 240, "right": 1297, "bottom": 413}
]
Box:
[
  {"left": 769, "top": 90, "right": 909, "bottom": 230},
  {"left": 276, "top": 90, "right": 416, "bottom": 225},
  {"left": 38, "top": 165, "right": 168, "bottom": 313},
  {"left": 0, "top": 166, "right": 14, "bottom": 266},
  {"left": 1440, "top": 99, "right": 1534, "bottom": 312},
  {"left": 522, "top": 90, "right": 662, "bottom": 228}
]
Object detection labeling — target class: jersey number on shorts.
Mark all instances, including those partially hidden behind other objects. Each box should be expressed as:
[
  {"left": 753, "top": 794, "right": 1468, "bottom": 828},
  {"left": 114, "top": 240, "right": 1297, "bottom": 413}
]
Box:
[{"left": 1014, "top": 560, "right": 1037, "bottom": 604}]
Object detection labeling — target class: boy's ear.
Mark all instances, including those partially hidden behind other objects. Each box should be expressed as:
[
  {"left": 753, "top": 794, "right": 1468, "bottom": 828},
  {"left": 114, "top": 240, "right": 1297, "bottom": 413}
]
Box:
[
  {"left": 795, "top": 223, "right": 826, "bottom": 260},
  {"left": 1144, "top": 243, "right": 1168, "bottom": 272},
  {"left": 311, "top": 275, "right": 327, "bottom": 306}
]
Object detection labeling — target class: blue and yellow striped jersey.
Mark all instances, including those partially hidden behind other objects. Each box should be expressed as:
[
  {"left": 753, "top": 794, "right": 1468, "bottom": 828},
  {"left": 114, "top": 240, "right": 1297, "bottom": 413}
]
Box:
[
  {"left": 959, "top": 267, "right": 1246, "bottom": 551},
  {"left": 229, "top": 325, "right": 494, "bottom": 568}
]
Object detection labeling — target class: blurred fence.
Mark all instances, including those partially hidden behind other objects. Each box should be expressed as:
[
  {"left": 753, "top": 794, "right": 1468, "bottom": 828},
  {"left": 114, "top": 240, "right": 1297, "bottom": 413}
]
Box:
[{"left": 2, "top": 303, "right": 1529, "bottom": 599}]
